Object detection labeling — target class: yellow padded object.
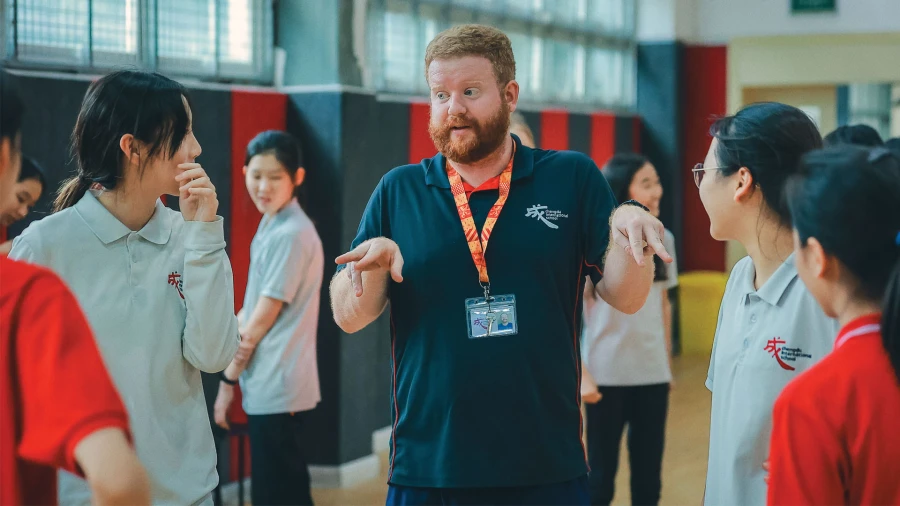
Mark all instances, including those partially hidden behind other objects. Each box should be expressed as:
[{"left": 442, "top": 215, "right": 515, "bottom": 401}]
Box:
[{"left": 678, "top": 271, "right": 729, "bottom": 356}]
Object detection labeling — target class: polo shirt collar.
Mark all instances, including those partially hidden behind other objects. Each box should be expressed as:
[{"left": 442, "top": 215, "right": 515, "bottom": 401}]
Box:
[
  {"left": 741, "top": 253, "right": 798, "bottom": 306},
  {"left": 75, "top": 190, "right": 172, "bottom": 245},
  {"left": 424, "top": 133, "right": 535, "bottom": 189}
]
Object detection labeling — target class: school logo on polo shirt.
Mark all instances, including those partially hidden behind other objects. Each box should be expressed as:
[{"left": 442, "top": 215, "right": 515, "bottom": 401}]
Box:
[
  {"left": 168, "top": 271, "right": 184, "bottom": 300},
  {"left": 525, "top": 204, "right": 568, "bottom": 229},
  {"left": 764, "top": 337, "right": 813, "bottom": 371}
]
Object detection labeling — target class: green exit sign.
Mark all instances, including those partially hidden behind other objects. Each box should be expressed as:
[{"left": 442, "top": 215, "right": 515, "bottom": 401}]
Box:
[{"left": 792, "top": 0, "right": 836, "bottom": 13}]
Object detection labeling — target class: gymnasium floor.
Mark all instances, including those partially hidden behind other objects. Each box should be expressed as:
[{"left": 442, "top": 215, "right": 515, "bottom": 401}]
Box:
[{"left": 309, "top": 355, "right": 712, "bottom": 506}]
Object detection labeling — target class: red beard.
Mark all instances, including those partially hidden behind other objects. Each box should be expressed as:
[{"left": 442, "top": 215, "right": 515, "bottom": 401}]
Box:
[{"left": 429, "top": 100, "right": 511, "bottom": 164}]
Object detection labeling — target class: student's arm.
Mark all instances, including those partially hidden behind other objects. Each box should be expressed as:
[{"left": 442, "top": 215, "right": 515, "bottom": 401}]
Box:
[
  {"left": 0, "top": 239, "right": 12, "bottom": 255},
  {"left": 179, "top": 217, "right": 241, "bottom": 372},
  {"left": 331, "top": 179, "right": 397, "bottom": 334},
  {"left": 767, "top": 392, "right": 845, "bottom": 505},
  {"left": 74, "top": 428, "right": 150, "bottom": 506},
  {"left": 15, "top": 268, "right": 149, "bottom": 505},
  {"left": 224, "top": 296, "right": 283, "bottom": 378}
]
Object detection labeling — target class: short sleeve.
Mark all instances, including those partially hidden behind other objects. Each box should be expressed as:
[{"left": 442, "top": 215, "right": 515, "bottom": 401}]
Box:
[
  {"left": 260, "top": 231, "right": 317, "bottom": 304},
  {"left": 336, "top": 178, "right": 387, "bottom": 274},
  {"left": 15, "top": 270, "right": 130, "bottom": 476},
  {"left": 664, "top": 230, "right": 678, "bottom": 290},
  {"left": 8, "top": 236, "right": 38, "bottom": 264},
  {"left": 705, "top": 296, "right": 726, "bottom": 392},
  {"left": 581, "top": 159, "right": 618, "bottom": 286}
]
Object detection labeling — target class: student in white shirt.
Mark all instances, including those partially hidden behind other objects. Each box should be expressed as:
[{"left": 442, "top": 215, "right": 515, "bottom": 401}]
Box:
[
  {"left": 9, "top": 70, "right": 240, "bottom": 506},
  {"left": 213, "top": 130, "right": 323, "bottom": 506},
  {"left": 581, "top": 153, "right": 677, "bottom": 506},
  {"left": 696, "top": 102, "right": 837, "bottom": 506}
]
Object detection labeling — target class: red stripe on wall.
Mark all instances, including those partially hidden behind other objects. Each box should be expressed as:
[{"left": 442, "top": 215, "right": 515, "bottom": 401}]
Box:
[
  {"left": 408, "top": 102, "right": 435, "bottom": 164},
  {"left": 632, "top": 116, "right": 642, "bottom": 152},
  {"left": 228, "top": 90, "right": 287, "bottom": 480},
  {"left": 681, "top": 45, "right": 727, "bottom": 272},
  {"left": 590, "top": 113, "right": 615, "bottom": 169},
  {"left": 540, "top": 110, "right": 569, "bottom": 151}
]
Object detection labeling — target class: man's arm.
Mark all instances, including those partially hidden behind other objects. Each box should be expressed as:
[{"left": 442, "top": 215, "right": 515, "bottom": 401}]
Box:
[
  {"left": 330, "top": 266, "right": 391, "bottom": 333},
  {"left": 594, "top": 239, "right": 655, "bottom": 314},
  {"left": 331, "top": 237, "right": 403, "bottom": 334},
  {"left": 74, "top": 428, "right": 150, "bottom": 506},
  {"left": 594, "top": 206, "right": 668, "bottom": 314}
]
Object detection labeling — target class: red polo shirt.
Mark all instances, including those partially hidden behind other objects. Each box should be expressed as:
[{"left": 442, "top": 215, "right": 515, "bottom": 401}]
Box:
[
  {"left": 767, "top": 313, "right": 900, "bottom": 505},
  {"left": 1, "top": 257, "right": 130, "bottom": 505}
]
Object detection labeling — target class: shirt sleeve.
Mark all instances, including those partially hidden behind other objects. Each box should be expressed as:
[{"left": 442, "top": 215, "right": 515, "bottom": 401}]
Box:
[
  {"left": 180, "top": 217, "right": 241, "bottom": 372},
  {"left": 336, "top": 178, "right": 388, "bottom": 275},
  {"left": 767, "top": 388, "right": 846, "bottom": 505},
  {"left": 15, "top": 269, "right": 130, "bottom": 477},
  {"left": 664, "top": 230, "right": 679, "bottom": 290},
  {"left": 581, "top": 158, "right": 618, "bottom": 286},
  {"left": 260, "top": 230, "right": 317, "bottom": 304},
  {"left": 705, "top": 296, "right": 726, "bottom": 392}
]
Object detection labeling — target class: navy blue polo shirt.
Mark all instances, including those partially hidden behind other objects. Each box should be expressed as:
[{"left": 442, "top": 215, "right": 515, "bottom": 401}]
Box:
[{"left": 343, "top": 135, "right": 617, "bottom": 488}]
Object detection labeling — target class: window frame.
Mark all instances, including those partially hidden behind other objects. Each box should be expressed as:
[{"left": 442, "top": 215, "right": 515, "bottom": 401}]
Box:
[
  {"left": 366, "top": 0, "right": 637, "bottom": 110},
  {"left": 2, "top": 0, "right": 274, "bottom": 84}
]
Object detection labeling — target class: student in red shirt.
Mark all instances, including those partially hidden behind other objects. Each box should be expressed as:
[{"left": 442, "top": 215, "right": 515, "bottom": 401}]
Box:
[
  {"left": 0, "top": 70, "right": 150, "bottom": 505},
  {"left": 768, "top": 144, "right": 900, "bottom": 505}
]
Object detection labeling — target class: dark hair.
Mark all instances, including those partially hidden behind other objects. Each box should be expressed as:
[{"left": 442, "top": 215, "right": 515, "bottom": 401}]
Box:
[
  {"left": 0, "top": 70, "right": 24, "bottom": 143},
  {"left": 710, "top": 102, "right": 823, "bottom": 226},
  {"left": 823, "top": 124, "right": 884, "bottom": 148},
  {"left": 787, "top": 145, "right": 900, "bottom": 383},
  {"left": 54, "top": 71, "right": 192, "bottom": 212},
  {"left": 244, "top": 130, "right": 304, "bottom": 197},
  {"left": 19, "top": 156, "right": 46, "bottom": 190},
  {"left": 601, "top": 153, "right": 667, "bottom": 282},
  {"left": 885, "top": 137, "right": 900, "bottom": 156}
]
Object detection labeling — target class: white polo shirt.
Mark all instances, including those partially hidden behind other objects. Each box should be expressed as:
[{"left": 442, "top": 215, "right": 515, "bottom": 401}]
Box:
[
  {"left": 704, "top": 254, "right": 837, "bottom": 506},
  {"left": 582, "top": 229, "right": 677, "bottom": 386},
  {"left": 9, "top": 191, "right": 240, "bottom": 506},
  {"left": 240, "top": 199, "right": 322, "bottom": 414}
]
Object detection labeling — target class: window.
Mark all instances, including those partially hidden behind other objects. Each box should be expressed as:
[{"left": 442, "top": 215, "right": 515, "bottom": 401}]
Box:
[
  {"left": 3, "top": 0, "right": 273, "bottom": 82},
  {"left": 366, "top": 0, "right": 636, "bottom": 109}
]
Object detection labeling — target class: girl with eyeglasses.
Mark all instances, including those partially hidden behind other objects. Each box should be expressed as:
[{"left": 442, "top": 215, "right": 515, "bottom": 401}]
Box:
[{"left": 696, "top": 102, "right": 837, "bottom": 506}]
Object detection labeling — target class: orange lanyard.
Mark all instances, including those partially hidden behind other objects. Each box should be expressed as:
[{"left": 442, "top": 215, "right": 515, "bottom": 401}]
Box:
[{"left": 446, "top": 144, "right": 516, "bottom": 295}]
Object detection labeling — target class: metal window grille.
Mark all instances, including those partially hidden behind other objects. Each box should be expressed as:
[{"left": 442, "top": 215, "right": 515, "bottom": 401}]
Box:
[
  {"left": 3, "top": 0, "right": 273, "bottom": 83},
  {"left": 366, "top": 0, "right": 636, "bottom": 109}
]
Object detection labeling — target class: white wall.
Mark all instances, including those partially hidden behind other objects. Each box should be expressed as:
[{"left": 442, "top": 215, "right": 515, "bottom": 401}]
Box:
[{"left": 692, "top": 0, "right": 900, "bottom": 44}]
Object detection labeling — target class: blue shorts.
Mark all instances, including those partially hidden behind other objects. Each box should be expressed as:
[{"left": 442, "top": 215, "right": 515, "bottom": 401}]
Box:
[{"left": 385, "top": 475, "right": 589, "bottom": 506}]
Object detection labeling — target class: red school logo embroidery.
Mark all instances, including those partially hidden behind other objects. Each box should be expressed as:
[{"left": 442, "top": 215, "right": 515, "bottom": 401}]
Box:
[
  {"left": 764, "top": 337, "right": 812, "bottom": 371},
  {"left": 167, "top": 272, "right": 184, "bottom": 299}
]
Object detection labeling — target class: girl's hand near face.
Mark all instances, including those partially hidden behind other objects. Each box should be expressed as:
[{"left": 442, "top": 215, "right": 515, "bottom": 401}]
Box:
[{"left": 177, "top": 163, "right": 218, "bottom": 222}]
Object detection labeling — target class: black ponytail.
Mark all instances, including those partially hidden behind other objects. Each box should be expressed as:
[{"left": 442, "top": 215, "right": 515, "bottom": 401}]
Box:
[
  {"left": 55, "top": 70, "right": 191, "bottom": 212},
  {"left": 53, "top": 176, "right": 91, "bottom": 213},
  {"left": 884, "top": 244, "right": 900, "bottom": 384},
  {"left": 787, "top": 146, "right": 900, "bottom": 383}
]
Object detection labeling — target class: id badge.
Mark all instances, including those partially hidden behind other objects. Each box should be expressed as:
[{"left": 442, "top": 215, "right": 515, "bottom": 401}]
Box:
[{"left": 465, "top": 294, "right": 518, "bottom": 339}]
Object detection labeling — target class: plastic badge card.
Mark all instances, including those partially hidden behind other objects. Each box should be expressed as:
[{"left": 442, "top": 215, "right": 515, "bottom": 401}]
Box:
[{"left": 465, "top": 294, "right": 518, "bottom": 339}]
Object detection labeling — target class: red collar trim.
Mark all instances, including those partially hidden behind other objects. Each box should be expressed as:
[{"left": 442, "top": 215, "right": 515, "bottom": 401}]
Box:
[
  {"left": 834, "top": 313, "right": 882, "bottom": 350},
  {"left": 462, "top": 175, "right": 502, "bottom": 199}
]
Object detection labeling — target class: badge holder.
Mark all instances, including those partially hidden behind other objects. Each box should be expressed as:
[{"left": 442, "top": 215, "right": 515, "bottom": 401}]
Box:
[{"left": 465, "top": 291, "right": 518, "bottom": 339}]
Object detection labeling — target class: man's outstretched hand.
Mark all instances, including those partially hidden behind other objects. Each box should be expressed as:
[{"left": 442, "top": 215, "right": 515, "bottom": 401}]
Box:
[{"left": 335, "top": 238, "right": 404, "bottom": 297}]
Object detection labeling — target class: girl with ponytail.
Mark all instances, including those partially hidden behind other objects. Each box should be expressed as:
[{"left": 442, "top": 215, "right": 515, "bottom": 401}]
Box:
[
  {"left": 9, "top": 70, "right": 240, "bottom": 505},
  {"left": 767, "top": 145, "right": 900, "bottom": 505}
]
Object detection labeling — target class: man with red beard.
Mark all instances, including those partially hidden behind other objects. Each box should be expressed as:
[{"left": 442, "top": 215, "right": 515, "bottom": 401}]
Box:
[{"left": 330, "top": 24, "right": 670, "bottom": 505}]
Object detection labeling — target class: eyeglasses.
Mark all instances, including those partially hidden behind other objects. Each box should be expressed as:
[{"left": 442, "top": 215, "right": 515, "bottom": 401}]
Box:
[{"left": 692, "top": 163, "right": 727, "bottom": 188}]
